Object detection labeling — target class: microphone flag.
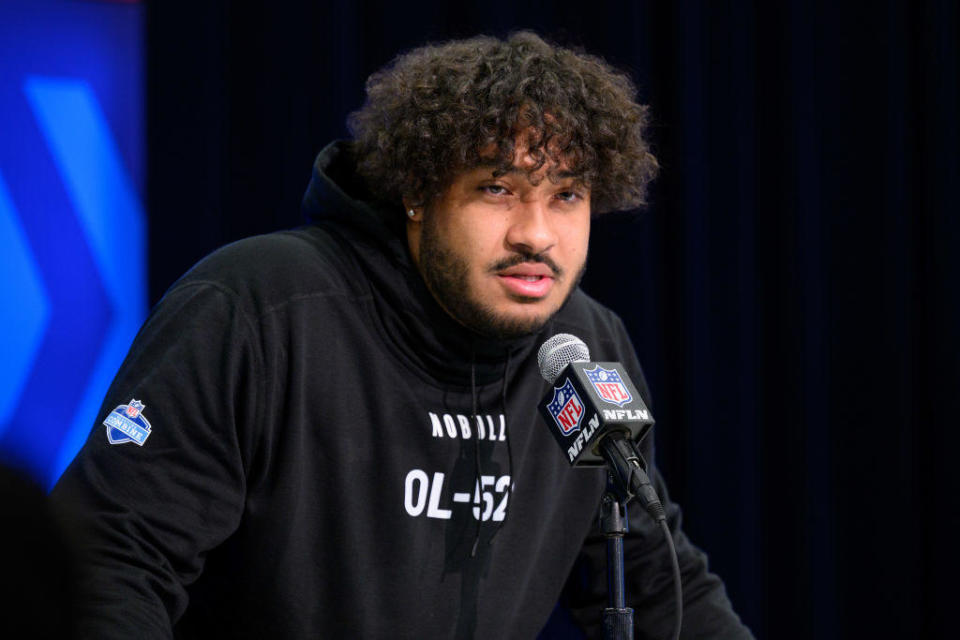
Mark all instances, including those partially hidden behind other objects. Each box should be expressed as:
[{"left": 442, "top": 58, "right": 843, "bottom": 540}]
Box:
[{"left": 539, "top": 362, "right": 654, "bottom": 466}]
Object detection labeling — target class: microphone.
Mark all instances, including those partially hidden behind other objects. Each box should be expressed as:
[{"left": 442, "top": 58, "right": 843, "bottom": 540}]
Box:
[
  {"left": 538, "top": 334, "right": 683, "bottom": 640},
  {"left": 536, "top": 333, "right": 662, "bottom": 515},
  {"left": 536, "top": 333, "right": 654, "bottom": 466}
]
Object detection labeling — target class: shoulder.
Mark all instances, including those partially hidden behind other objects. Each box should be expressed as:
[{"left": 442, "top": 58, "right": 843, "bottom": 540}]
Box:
[
  {"left": 549, "top": 288, "right": 633, "bottom": 361},
  {"left": 166, "top": 225, "right": 366, "bottom": 315},
  {"left": 547, "top": 288, "right": 652, "bottom": 404}
]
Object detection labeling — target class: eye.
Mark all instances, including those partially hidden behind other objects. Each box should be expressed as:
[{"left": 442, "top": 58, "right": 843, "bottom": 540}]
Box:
[
  {"left": 555, "top": 190, "right": 583, "bottom": 203},
  {"left": 480, "top": 184, "right": 510, "bottom": 196}
]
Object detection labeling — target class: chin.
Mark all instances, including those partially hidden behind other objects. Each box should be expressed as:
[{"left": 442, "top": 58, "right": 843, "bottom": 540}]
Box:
[
  {"left": 466, "top": 305, "right": 556, "bottom": 341},
  {"left": 438, "top": 278, "right": 577, "bottom": 341}
]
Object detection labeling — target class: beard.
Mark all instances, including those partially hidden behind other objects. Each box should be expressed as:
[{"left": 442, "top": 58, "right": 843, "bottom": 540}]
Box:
[{"left": 418, "top": 216, "right": 586, "bottom": 341}]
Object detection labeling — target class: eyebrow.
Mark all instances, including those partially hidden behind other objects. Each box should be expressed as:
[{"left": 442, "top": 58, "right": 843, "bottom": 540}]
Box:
[{"left": 486, "top": 166, "right": 582, "bottom": 180}]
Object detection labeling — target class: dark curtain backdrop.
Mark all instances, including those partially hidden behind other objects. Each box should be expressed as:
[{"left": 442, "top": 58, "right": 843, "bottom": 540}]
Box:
[{"left": 146, "top": 2, "right": 959, "bottom": 638}]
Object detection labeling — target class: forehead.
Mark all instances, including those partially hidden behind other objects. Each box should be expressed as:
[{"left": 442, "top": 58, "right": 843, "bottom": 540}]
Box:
[
  {"left": 428, "top": 132, "right": 588, "bottom": 202},
  {"left": 442, "top": 165, "right": 584, "bottom": 198},
  {"left": 479, "top": 129, "right": 573, "bottom": 167},
  {"left": 491, "top": 164, "right": 581, "bottom": 181},
  {"left": 466, "top": 143, "right": 583, "bottom": 181}
]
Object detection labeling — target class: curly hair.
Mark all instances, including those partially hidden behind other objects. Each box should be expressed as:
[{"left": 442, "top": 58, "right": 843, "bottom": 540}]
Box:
[{"left": 347, "top": 31, "right": 658, "bottom": 214}]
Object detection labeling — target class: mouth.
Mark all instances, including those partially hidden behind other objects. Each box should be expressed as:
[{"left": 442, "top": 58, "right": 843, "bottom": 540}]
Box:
[{"left": 495, "top": 264, "right": 556, "bottom": 299}]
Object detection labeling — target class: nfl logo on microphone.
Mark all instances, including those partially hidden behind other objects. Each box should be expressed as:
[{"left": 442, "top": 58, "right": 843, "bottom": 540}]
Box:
[
  {"left": 585, "top": 365, "right": 633, "bottom": 407},
  {"left": 547, "top": 379, "right": 586, "bottom": 435}
]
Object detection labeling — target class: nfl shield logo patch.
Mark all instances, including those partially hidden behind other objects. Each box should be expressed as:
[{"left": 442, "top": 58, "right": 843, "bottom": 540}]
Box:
[
  {"left": 585, "top": 366, "right": 633, "bottom": 407},
  {"left": 103, "top": 399, "right": 152, "bottom": 446},
  {"left": 124, "top": 401, "right": 143, "bottom": 419},
  {"left": 547, "top": 378, "right": 586, "bottom": 435}
]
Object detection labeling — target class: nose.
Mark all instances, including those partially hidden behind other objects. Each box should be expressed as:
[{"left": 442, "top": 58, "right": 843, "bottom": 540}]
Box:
[{"left": 505, "top": 199, "right": 557, "bottom": 256}]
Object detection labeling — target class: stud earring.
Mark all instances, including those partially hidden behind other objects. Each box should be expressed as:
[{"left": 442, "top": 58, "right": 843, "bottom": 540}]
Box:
[{"left": 407, "top": 209, "right": 417, "bottom": 219}]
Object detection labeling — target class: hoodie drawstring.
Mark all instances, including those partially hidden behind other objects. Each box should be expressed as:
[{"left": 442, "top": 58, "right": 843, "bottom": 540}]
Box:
[
  {"left": 468, "top": 348, "right": 515, "bottom": 557},
  {"left": 469, "top": 351, "right": 482, "bottom": 558},
  {"left": 470, "top": 347, "right": 513, "bottom": 558},
  {"left": 487, "top": 349, "right": 513, "bottom": 545}
]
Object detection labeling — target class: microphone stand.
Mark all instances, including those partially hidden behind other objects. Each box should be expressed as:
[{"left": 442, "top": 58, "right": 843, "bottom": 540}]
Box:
[
  {"left": 597, "top": 432, "right": 667, "bottom": 640},
  {"left": 600, "top": 475, "right": 634, "bottom": 640}
]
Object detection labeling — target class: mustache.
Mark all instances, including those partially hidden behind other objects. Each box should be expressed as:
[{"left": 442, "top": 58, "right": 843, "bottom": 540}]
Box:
[{"left": 489, "top": 252, "right": 563, "bottom": 277}]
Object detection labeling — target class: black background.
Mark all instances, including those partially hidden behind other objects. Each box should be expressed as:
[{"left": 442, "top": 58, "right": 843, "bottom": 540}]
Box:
[{"left": 147, "top": 2, "right": 959, "bottom": 638}]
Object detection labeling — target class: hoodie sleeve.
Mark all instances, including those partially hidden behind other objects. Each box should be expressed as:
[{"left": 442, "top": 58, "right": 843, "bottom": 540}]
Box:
[
  {"left": 49, "top": 281, "right": 262, "bottom": 639},
  {"left": 561, "top": 318, "right": 754, "bottom": 639}
]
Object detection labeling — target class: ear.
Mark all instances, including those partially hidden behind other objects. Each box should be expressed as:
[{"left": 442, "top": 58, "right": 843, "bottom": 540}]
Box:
[
  {"left": 402, "top": 197, "right": 422, "bottom": 221},
  {"left": 405, "top": 204, "right": 424, "bottom": 269}
]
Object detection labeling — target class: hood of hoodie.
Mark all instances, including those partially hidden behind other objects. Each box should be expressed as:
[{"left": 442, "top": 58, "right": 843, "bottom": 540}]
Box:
[{"left": 301, "top": 141, "right": 539, "bottom": 387}]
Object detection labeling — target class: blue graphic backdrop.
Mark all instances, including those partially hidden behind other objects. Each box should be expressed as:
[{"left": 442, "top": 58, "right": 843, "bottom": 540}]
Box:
[{"left": 0, "top": 0, "right": 144, "bottom": 488}]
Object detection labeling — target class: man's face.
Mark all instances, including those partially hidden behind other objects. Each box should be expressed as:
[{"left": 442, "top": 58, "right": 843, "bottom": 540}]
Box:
[{"left": 407, "top": 154, "right": 591, "bottom": 340}]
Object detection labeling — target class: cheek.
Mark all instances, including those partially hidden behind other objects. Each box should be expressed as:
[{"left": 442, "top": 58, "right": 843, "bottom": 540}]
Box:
[
  {"left": 460, "top": 220, "right": 506, "bottom": 264},
  {"left": 560, "top": 220, "right": 590, "bottom": 262}
]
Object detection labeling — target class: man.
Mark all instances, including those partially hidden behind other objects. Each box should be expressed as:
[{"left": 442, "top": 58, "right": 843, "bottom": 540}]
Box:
[{"left": 52, "top": 32, "right": 752, "bottom": 638}]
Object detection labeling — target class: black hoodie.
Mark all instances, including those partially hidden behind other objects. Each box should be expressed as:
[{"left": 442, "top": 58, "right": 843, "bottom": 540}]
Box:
[{"left": 51, "top": 143, "right": 752, "bottom": 639}]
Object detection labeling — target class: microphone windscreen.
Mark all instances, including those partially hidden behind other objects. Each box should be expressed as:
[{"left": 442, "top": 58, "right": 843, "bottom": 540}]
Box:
[{"left": 537, "top": 334, "right": 591, "bottom": 383}]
